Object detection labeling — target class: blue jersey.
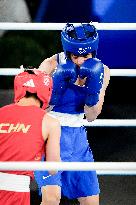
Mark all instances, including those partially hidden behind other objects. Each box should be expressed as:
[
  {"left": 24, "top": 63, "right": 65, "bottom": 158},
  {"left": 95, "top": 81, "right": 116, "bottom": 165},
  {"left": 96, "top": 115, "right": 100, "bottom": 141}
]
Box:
[
  {"left": 53, "top": 83, "right": 86, "bottom": 114},
  {"left": 53, "top": 52, "right": 86, "bottom": 114}
]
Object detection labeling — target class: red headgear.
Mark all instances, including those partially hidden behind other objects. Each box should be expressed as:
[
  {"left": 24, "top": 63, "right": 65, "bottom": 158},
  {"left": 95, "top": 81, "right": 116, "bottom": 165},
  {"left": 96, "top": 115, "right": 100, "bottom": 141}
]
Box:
[{"left": 14, "top": 70, "right": 53, "bottom": 109}]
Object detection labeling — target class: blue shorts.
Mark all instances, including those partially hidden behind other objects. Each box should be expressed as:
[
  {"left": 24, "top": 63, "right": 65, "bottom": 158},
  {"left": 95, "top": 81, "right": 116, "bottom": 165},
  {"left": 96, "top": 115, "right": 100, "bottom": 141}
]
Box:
[{"left": 34, "top": 126, "right": 100, "bottom": 199}]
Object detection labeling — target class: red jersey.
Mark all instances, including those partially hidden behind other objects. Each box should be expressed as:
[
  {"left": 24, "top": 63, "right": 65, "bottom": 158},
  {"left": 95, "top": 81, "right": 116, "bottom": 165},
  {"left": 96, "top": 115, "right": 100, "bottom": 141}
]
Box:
[{"left": 0, "top": 104, "right": 46, "bottom": 178}]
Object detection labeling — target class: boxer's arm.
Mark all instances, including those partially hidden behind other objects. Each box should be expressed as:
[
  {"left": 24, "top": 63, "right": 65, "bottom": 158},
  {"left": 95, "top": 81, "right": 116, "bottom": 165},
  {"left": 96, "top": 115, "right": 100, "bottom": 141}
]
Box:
[
  {"left": 84, "top": 65, "right": 110, "bottom": 122},
  {"left": 42, "top": 113, "right": 61, "bottom": 175},
  {"left": 39, "top": 54, "right": 58, "bottom": 74},
  {"left": 38, "top": 54, "right": 59, "bottom": 107}
]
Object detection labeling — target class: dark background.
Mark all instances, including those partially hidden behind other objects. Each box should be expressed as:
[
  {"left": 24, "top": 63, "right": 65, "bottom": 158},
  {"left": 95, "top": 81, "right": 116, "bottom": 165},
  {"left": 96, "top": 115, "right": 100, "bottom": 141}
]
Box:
[{"left": 0, "top": 0, "right": 136, "bottom": 204}]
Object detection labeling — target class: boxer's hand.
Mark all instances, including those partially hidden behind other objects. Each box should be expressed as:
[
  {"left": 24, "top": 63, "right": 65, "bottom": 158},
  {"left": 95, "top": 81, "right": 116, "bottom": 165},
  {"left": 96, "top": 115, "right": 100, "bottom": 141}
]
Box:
[
  {"left": 50, "top": 60, "right": 78, "bottom": 105},
  {"left": 79, "top": 58, "right": 104, "bottom": 106}
]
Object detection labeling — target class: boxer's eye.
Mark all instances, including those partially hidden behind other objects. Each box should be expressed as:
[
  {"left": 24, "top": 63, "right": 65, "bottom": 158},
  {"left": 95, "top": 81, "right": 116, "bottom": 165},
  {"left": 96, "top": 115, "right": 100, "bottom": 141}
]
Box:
[{"left": 71, "top": 54, "right": 90, "bottom": 59}]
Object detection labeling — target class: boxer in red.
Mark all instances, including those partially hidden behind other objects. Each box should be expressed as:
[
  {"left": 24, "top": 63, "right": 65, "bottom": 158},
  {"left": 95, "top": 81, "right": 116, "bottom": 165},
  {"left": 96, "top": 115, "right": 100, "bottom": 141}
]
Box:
[{"left": 0, "top": 69, "right": 61, "bottom": 205}]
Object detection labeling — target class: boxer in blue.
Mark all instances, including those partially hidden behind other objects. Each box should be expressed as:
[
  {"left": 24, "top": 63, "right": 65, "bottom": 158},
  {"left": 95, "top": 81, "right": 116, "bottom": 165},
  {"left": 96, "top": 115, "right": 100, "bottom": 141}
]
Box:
[{"left": 35, "top": 23, "right": 110, "bottom": 205}]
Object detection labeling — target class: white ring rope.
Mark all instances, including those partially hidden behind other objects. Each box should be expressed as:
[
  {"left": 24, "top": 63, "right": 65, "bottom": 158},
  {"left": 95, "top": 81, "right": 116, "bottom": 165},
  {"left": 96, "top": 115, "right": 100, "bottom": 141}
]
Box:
[
  {"left": 0, "top": 23, "right": 136, "bottom": 30},
  {"left": 0, "top": 69, "right": 136, "bottom": 77},
  {"left": 0, "top": 162, "right": 136, "bottom": 175},
  {"left": 82, "top": 119, "right": 136, "bottom": 127},
  {"left": 48, "top": 119, "right": 136, "bottom": 127}
]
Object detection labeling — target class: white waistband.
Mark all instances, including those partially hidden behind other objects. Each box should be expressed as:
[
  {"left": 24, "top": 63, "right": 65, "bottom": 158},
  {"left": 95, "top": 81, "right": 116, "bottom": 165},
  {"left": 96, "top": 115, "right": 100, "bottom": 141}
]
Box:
[
  {"left": 49, "top": 111, "right": 84, "bottom": 127},
  {"left": 0, "top": 172, "right": 30, "bottom": 192}
]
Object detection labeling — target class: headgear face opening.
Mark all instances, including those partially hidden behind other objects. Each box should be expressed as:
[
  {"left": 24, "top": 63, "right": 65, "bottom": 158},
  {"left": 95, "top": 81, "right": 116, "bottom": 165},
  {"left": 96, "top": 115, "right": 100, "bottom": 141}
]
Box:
[
  {"left": 14, "top": 70, "right": 53, "bottom": 109},
  {"left": 61, "top": 23, "right": 99, "bottom": 57}
]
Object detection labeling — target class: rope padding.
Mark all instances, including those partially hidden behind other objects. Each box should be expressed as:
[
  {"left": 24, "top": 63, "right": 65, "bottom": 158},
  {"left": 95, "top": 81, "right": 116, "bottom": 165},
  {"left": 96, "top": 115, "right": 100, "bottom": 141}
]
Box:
[
  {"left": 0, "top": 23, "right": 136, "bottom": 30},
  {"left": 0, "top": 162, "right": 136, "bottom": 175},
  {"left": 0, "top": 69, "right": 136, "bottom": 76}
]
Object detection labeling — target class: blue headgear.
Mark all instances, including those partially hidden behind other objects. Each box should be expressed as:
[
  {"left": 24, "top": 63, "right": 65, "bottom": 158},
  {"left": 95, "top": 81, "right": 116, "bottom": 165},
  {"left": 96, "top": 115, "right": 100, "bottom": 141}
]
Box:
[{"left": 61, "top": 23, "right": 99, "bottom": 57}]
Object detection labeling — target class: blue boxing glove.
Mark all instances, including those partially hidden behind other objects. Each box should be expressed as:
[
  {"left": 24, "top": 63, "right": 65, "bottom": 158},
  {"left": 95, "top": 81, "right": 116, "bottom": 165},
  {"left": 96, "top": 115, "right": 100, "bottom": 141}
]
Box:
[
  {"left": 50, "top": 60, "right": 78, "bottom": 105},
  {"left": 79, "top": 58, "right": 104, "bottom": 106}
]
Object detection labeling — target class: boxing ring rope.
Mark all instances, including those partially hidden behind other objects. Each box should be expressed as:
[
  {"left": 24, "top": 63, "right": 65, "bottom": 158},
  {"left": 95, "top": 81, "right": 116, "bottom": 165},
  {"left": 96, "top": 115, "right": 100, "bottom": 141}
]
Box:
[
  {"left": 0, "top": 162, "right": 136, "bottom": 175},
  {"left": 0, "top": 23, "right": 136, "bottom": 30},
  {"left": 1, "top": 68, "right": 136, "bottom": 77},
  {"left": 75, "top": 119, "right": 136, "bottom": 127}
]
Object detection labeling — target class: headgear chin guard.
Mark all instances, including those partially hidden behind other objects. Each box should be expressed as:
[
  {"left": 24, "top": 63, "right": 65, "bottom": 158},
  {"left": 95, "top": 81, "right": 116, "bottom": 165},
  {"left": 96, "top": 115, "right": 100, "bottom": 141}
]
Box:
[
  {"left": 14, "top": 70, "right": 53, "bottom": 109},
  {"left": 61, "top": 23, "right": 99, "bottom": 57}
]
